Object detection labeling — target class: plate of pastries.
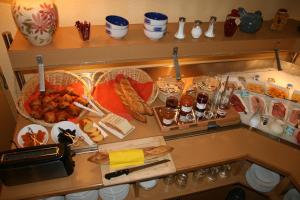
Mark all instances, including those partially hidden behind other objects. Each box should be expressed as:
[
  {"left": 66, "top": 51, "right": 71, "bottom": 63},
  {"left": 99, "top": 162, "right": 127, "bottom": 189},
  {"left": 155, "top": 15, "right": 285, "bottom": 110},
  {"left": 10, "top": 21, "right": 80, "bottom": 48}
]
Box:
[{"left": 17, "top": 71, "right": 90, "bottom": 127}]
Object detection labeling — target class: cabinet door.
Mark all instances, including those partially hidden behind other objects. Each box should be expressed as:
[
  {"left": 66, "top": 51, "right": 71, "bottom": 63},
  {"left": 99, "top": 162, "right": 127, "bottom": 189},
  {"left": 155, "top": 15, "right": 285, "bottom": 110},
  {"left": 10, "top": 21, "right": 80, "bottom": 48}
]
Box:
[{"left": 0, "top": 86, "right": 16, "bottom": 151}]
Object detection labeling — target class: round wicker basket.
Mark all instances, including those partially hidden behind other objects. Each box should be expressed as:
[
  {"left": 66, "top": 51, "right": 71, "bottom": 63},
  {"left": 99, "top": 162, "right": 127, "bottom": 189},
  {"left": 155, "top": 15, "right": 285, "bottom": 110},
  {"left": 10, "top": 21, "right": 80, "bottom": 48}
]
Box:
[
  {"left": 17, "top": 71, "right": 90, "bottom": 127},
  {"left": 92, "top": 68, "right": 158, "bottom": 112}
]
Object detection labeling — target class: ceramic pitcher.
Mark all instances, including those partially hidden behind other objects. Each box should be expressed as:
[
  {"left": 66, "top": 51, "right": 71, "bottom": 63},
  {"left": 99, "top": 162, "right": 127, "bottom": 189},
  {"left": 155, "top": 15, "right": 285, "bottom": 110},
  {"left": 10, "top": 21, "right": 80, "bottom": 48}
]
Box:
[
  {"left": 11, "top": 0, "right": 58, "bottom": 46},
  {"left": 238, "top": 7, "right": 263, "bottom": 33}
]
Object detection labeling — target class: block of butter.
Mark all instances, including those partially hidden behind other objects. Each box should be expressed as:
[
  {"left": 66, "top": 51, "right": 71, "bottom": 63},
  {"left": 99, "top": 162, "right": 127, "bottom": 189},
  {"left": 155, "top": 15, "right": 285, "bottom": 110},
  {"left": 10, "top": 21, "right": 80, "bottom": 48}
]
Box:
[{"left": 109, "top": 149, "right": 144, "bottom": 169}]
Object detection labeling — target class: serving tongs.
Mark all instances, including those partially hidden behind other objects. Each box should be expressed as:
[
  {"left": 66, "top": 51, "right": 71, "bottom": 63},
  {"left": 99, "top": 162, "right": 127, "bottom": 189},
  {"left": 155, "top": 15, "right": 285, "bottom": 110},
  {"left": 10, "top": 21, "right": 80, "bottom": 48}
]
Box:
[
  {"left": 73, "top": 96, "right": 105, "bottom": 117},
  {"left": 58, "top": 127, "right": 81, "bottom": 146}
]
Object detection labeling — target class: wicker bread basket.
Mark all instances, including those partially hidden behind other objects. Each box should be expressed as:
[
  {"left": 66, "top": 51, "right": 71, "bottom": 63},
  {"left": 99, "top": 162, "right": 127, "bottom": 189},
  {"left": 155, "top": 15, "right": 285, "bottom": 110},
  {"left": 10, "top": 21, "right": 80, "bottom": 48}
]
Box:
[
  {"left": 17, "top": 71, "right": 90, "bottom": 127},
  {"left": 92, "top": 68, "right": 158, "bottom": 112}
]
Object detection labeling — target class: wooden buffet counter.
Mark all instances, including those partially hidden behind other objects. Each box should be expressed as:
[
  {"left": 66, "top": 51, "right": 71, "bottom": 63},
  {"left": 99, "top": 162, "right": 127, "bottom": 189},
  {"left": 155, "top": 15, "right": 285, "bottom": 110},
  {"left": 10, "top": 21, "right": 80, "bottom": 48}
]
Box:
[
  {"left": 1, "top": 113, "right": 300, "bottom": 200},
  {"left": 2, "top": 17, "right": 300, "bottom": 200}
]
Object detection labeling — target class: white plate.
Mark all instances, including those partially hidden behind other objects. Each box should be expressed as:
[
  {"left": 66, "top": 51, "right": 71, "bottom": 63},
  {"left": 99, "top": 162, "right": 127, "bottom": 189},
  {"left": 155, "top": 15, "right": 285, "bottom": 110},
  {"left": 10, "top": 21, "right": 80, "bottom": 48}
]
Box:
[
  {"left": 51, "top": 121, "right": 81, "bottom": 143},
  {"left": 245, "top": 168, "right": 273, "bottom": 193},
  {"left": 99, "top": 184, "right": 129, "bottom": 197},
  {"left": 17, "top": 124, "right": 49, "bottom": 147},
  {"left": 99, "top": 189, "right": 129, "bottom": 200},
  {"left": 284, "top": 188, "right": 300, "bottom": 200},
  {"left": 66, "top": 190, "right": 98, "bottom": 200},
  {"left": 252, "top": 164, "right": 280, "bottom": 186}
]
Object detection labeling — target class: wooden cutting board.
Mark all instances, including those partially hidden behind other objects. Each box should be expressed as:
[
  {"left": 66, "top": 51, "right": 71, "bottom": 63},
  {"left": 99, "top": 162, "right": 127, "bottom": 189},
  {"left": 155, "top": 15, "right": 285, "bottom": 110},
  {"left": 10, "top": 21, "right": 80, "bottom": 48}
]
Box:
[{"left": 98, "top": 136, "right": 176, "bottom": 186}]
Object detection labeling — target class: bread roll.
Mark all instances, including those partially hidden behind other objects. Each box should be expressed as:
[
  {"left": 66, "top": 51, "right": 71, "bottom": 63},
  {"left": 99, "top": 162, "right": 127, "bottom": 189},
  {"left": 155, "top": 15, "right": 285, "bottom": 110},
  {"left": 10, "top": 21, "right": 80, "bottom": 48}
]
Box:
[{"left": 88, "top": 145, "right": 173, "bottom": 165}]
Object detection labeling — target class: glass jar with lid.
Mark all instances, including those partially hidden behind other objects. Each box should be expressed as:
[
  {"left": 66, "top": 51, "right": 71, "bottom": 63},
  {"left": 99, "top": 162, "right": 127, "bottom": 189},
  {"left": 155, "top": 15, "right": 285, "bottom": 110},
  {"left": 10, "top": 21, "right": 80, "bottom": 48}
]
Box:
[
  {"left": 178, "top": 93, "right": 194, "bottom": 123},
  {"left": 161, "top": 107, "right": 176, "bottom": 126},
  {"left": 195, "top": 92, "right": 209, "bottom": 119}
]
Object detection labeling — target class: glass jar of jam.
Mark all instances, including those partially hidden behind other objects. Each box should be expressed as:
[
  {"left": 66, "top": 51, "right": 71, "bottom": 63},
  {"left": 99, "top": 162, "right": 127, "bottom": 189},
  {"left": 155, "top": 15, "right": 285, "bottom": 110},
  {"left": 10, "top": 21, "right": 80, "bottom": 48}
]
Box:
[
  {"left": 161, "top": 107, "right": 176, "bottom": 126},
  {"left": 178, "top": 93, "right": 194, "bottom": 123},
  {"left": 195, "top": 92, "right": 209, "bottom": 119},
  {"left": 166, "top": 96, "right": 179, "bottom": 110}
]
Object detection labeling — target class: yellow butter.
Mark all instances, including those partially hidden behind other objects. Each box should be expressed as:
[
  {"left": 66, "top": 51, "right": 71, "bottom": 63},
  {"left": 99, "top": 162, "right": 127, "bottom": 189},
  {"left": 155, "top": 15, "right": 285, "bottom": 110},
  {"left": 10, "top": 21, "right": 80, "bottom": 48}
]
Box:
[{"left": 109, "top": 149, "right": 144, "bottom": 169}]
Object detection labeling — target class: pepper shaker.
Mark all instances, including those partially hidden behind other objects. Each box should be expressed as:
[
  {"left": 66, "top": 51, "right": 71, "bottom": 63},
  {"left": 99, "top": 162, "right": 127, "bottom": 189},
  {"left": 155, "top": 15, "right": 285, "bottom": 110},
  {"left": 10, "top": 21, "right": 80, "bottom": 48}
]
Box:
[
  {"left": 205, "top": 16, "right": 217, "bottom": 38},
  {"left": 191, "top": 20, "right": 202, "bottom": 39},
  {"left": 175, "top": 17, "right": 186, "bottom": 39}
]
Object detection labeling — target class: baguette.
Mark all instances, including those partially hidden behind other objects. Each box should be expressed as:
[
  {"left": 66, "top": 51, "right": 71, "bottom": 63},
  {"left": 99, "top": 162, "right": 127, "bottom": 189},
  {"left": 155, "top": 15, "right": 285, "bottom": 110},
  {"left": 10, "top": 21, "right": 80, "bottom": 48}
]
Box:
[
  {"left": 88, "top": 145, "right": 173, "bottom": 165},
  {"left": 115, "top": 81, "right": 147, "bottom": 123},
  {"left": 119, "top": 77, "right": 153, "bottom": 116}
]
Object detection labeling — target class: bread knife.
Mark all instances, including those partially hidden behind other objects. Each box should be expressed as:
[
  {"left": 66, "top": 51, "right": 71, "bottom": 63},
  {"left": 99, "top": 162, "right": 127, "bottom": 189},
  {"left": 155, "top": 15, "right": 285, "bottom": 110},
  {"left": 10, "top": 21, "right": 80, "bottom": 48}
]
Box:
[{"left": 105, "top": 159, "right": 170, "bottom": 180}]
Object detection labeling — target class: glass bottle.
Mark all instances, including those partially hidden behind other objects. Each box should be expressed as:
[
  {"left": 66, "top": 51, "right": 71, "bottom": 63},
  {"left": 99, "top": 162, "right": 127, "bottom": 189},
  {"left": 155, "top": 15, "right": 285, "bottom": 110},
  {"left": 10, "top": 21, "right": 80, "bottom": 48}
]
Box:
[
  {"left": 195, "top": 92, "right": 209, "bottom": 119},
  {"left": 178, "top": 93, "right": 194, "bottom": 123}
]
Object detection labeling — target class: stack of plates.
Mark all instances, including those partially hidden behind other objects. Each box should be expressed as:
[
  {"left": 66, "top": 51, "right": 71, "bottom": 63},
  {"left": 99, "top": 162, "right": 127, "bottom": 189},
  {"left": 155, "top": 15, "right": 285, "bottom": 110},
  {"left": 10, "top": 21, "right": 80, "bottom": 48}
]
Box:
[
  {"left": 99, "top": 184, "right": 130, "bottom": 200},
  {"left": 245, "top": 164, "right": 280, "bottom": 193},
  {"left": 65, "top": 190, "right": 98, "bottom": 200},
  {"left": 284, "top": 188, "right": 300, "bottom": 200}
]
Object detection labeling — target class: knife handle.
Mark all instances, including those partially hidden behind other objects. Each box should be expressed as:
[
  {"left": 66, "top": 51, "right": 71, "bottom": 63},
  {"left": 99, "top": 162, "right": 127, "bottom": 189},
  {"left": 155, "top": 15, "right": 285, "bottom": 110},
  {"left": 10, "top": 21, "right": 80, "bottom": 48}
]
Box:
[{"left": 105, "top": 169, "right": 130, "bottom": 180}]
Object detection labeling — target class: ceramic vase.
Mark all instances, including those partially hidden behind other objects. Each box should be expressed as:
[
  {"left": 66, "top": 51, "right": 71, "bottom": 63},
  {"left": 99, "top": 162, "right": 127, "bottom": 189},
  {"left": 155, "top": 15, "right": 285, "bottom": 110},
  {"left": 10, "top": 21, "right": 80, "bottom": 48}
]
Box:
[
  {"left": 238, "top": 7, "right": 263, "bottom": 33},
  {"left": 11, "top": 0, "right": 58, "bottom": 46}
]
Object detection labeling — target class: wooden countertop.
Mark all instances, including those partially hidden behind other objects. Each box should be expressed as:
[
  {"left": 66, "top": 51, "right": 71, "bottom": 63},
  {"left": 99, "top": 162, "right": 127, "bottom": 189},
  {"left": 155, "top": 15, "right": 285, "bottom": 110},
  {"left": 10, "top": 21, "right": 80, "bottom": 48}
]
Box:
[{"left": 1, "top": 114, "right": 300, "bottom": 200}]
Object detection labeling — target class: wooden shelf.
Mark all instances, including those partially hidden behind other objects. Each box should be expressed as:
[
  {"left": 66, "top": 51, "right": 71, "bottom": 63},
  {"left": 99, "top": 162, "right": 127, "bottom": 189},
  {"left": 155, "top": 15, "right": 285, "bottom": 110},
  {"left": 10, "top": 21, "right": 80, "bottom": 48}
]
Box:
[
  {"left": 8, "top": 20, "right": 300, "bottom": 70},
  {"left": 125, "top": 161, "right": 290, "bottom": 200},
  {"left": 125, "top": 161, "right": 245, "bottom": 200}
]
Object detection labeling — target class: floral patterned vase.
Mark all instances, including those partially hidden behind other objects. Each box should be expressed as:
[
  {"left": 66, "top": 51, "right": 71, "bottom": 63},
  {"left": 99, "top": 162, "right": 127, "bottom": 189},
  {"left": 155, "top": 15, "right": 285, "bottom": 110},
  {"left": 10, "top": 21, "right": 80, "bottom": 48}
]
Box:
[{"left": 11, "top": 0, "right": 58, "bottom": 46}]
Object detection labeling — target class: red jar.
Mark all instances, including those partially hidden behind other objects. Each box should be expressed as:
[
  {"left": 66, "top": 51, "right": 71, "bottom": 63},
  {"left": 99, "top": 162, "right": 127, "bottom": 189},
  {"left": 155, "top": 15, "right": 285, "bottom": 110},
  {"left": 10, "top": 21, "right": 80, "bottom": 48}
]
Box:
[{"left": 178, "top": 93, "right": 194, "bottom": 122}]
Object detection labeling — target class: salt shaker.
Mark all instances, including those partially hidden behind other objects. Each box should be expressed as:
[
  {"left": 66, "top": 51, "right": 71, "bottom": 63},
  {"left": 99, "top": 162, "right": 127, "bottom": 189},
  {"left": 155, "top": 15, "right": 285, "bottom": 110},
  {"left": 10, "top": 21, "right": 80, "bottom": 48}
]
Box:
[
  {"left": 191, "top": 20, "right": 202, "bottom": 39},
  {"left": 205, "top": 16, "right": 217, "bottom": 38},
  {"left": 175, "top": 17, "right": 186, "bottom": 39}
]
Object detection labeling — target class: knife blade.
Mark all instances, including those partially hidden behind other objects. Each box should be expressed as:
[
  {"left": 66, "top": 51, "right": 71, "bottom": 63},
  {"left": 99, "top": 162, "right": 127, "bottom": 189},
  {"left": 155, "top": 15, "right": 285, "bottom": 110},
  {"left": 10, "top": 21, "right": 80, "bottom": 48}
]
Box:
[{"left": 105, "top": 159, "right": 170, "bottom": 180}]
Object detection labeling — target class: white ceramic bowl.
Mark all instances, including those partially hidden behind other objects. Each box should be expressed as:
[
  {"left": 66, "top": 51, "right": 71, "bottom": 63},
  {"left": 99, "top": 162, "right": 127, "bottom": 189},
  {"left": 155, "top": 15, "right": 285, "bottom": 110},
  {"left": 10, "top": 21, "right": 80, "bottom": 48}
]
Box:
[
  {"left": 139, "top": 179, "right": 158, "bottom": 190},
  {"left": 144, "top": 29, "right": 164, "bottom": 40},
  {"left": 106, "top": 28, "right": 128, "bottom": 39},
  {"left": 144, "top": 23, "right": 166, "bottom": 32},
  {"left": 144, "top": 12, "right": 168, "bottom": 26},
  {"left": 284, "top": 188, "right": 300, "bottom": 200},
  {"left": 105, "top": 15, "right": 129, "bottom": 30}
]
